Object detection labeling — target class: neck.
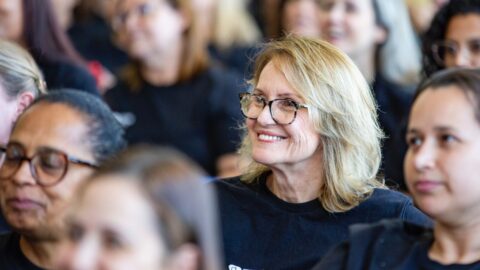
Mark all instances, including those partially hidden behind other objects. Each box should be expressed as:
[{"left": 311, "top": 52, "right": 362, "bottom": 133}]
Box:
[
  {"left": 266, "top": 160, "right": 324, "bottom": 203},
  {"left": 350, "top": 48, "right": 376, "bottom": 84},
  {"left": 140, "top": 43, "right": 183, "bottom": 87},
  {"left": 20, "top": 234, "right": 61, "bottom": 269},
  {"left": 429, "top": 220, "right": 480, "bottom": 264}
]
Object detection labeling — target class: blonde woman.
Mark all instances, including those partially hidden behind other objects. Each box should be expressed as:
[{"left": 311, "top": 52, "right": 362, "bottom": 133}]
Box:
[{"left": 213, "top": 36, "right": 431, "bottom": 270}]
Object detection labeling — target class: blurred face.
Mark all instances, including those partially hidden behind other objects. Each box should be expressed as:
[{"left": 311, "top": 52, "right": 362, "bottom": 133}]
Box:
[
  {"left": 0, "top": 103, "right": 96, "bottom": 239},
  {"left": 282, "top": 0, "right": 321, "bottom": 38},
  {"left": 404, "top": 86, "right": 480, "bottom": 225},
  {"left": 0, "top": 86, "right": 17, "bottom": 145},
  {"left": 0, "top": 0, "right": 24, "bottom": 43},
  {"left": 113, "top": 0, "right": 187, "bottom": 61},
  {"left": 247, "top": 61, "right": 322, "bottom": 170},
  {"left": 57, "top": 176, "right": 165, "bottom": 270},
  {"left": 317, "top": 0, "right": 385, "bottom": 58},
  {"left": 442, "top": 14, "right": 480, "bottom": 68}
]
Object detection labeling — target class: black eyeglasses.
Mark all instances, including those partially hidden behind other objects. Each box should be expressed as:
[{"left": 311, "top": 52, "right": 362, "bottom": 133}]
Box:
[
  {"left": 239, "top": 92, "right": 309, "bottom": 125},
  {"left": 0, "top": 142, "right": 98, "bottom": 187},
  {"left": 432, "top": 39, "right": 480, "bottom": 66}
]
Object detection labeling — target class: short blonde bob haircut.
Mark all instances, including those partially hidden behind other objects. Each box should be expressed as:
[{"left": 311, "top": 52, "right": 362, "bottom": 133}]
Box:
[{"left": 240, "top": 35, "right": 385, "bottom": 213}]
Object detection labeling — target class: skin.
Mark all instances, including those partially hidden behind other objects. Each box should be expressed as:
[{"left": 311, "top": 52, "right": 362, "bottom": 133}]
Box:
[
  {"left": 248, "top": 60, "right": 323, "bottom": 203},
  {"left": 405, "top": 86, "right": 480, "bottom": 264},
  {"left": 317, "top": 0, "right": 385, "bottom": 82},
  {"left": 443, "top": 14, "right": 480, "bottom": 68},
  {"left": 0, "top": 0, "right": 24, "bottom": 44},
  {"left": 0, "top": 86, "right": 35, "bottom": 146},
  {"left": 56, "top": 176, "right": 166, "bottom": 270},
  {"left": 0, "top": 103, "right": 96, "bottom": 268},
  {"left": 282, "top": 0, "right": 322, "bottom": 38}
]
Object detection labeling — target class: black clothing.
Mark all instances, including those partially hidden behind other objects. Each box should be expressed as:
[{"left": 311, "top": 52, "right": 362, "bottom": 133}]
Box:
[
  {"left": 68, "top": 15, "right": 128, "bottom": 74},
  {"left": 36, "top": 56, "right": 99, "bottom": 96},
  {"left": 314, "top": 220, "right": 480, "bottom": 270},
  {"left": 373, "top": 74, "right": 413, "bottom": 190},
  {"left": 105, "top": 66, "right": 244, "bottom": 175},
  {"left": 214, "top": 175, "right": 432, "bottom": 270},
  {"left": 0, "top": 215, "right": 9, "bottom": 234},
  {"left": 0, "top": 232, "right": 43, "bottom": 270},
  {"left": 208, "top": 45, "right": 259, "bottom": 79}
]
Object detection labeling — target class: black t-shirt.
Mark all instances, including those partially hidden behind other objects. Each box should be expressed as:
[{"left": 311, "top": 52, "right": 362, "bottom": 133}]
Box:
[
  {"left": 315, "top": 220, "right": 480, "bottom": 270},
  {"left": 105, "top": 66, "right": 244, "bottom": 174},
  {"left": 213, "top": 174, "right": 432, "bottom": 270},
  {"left": 0, "top": 232, "right": 43, "bottom": 270}
]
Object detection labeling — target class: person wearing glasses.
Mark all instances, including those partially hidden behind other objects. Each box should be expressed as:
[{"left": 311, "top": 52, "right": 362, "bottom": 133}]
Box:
[
  {"left": 213, "top": 36, "right": 431, "bottom": 270},
  {"left": 105, "top": 0, "right": 244, "bottom": 177},
  {"left": 315, "top": 68, "right": 480, "bottom": 270},
  {"left": 422, "top": 0, "right": 480, "bottom": 78},
  {"left": 0, "top": 39, "right": 47, "bottom": 232},
  {"left": 0, "top": 90, "right": 125, "bottom": 269},
  {"left": 55, "top": 146, "right": 223, "bottom": 270}
]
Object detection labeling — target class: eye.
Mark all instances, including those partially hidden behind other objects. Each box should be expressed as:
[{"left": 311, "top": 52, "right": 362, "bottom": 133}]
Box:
[
  {"left": 276, "top": 99, "right": 298, "bottom": 112},
  {"left": 317, "top": 0, "right": 334, "bottom": 11},
  {"left": 345, "top": 0, "right": 358, "bottom": 13},
  {"left": 406, "top": 135, "right": 422, "bottom": 147},
  {"left": 252, "top": 94, "right": 266, "bottom": 106},
  {"left": 439, "top": 134, "right": 457, "bottom": 145},
  {"left": 137, "top": 2, "right": 154, "bottom": 16},
  {"left": 103, "top": 231, "right": 125, "bottom": 250},
  {"left": 68, "top": 224, "right": 84, "bottom": 243},
  {"left": 468, "top": 39, "right": 480, "bottom": 54}
]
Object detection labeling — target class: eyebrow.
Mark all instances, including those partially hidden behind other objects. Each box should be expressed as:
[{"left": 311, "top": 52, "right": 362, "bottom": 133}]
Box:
[
  {"left": 407, "top": 126, "right": 458, "bottom": 134},
  {"left": 253, "top": 88, "right": 302, "bottom": 100}
]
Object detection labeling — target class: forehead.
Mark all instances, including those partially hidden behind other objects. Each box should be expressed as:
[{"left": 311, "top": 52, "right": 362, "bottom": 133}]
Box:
[
  {"left": 11, "top": 103, "right": 91, "bottom": 155},
  {"left": 410, "top": 86, "right": 478, "bottom": 127},
  {"left": 446, "top": 14, "right": 480, "bottom": 39},
  {"left": 256, "top": 60, "right": 303, "bottom": 98}
]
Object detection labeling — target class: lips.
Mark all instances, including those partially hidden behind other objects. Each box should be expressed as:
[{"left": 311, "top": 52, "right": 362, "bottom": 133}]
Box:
[
  {"left": 6, "top": 197, "right": 44, "bottom": 211},
  {"left": 413, "top": 180, "right": 443, "bottom": 193}
]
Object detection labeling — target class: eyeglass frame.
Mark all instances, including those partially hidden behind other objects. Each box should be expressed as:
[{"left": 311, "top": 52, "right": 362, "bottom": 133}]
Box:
[
  {"left": 239, "top": 92, "right": 309, "bottom": 125},
  {"left": 0, "top": 142, "right": 99, "bottom": 187},
  {"left": 431, "top": 39, "right": 480, "bottom": 67}
]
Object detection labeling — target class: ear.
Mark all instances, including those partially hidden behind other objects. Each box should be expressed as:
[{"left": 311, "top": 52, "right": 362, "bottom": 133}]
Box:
[
  {"left": 165, "top": 244, "right": 200, "bottom": 270},
  {"left": 14, "top": 91, "right": 35, "bottom": 119},
  {"left": 374, "top": 24, "right": 387, "bottom": 45}
]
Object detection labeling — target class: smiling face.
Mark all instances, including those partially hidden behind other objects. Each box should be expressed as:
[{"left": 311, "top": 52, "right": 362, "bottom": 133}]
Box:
[
  {"left": 57, "top": 175, "right": 165, "bottom": 270},
  {"left": 282, "top": 0, "right": 322, "bottom": 38},
  {"left": 404, "top": 86, "right": 480, "bottom": 224},
  {"left": 246, "top": 60, "right": 322, "bottom": 171},
  {"left": 317, "top": 0, "right": 385, "bottom": 59},
  {"left": 0, "top": 103, "right": 96, "bottom": 239}
]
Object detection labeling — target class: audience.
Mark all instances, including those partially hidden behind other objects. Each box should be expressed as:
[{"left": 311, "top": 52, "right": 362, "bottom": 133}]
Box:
[
  {"left": 422, "top": 0, "right": 480, "bottom": 77},
  {"left": 55, "top": 146, "right": 223, "bottom": 270},
  {"left": 0, "top": 90, "right": 125, "bottom": 269},
  {"left": 0, "top": 0, "right": 99, "bottom": 95},
  {"left": 315, "top": 68, "right": 480, "bottom": 270},
  {"left": 105, "top": 0, "right": 244, "bottom": 177},
  {"left": 214, "top": 36, "right": 430, "bottom": 270}
]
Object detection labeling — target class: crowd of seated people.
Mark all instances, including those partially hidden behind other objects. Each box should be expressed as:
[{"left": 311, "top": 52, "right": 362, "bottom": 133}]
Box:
[{"left": 2, "top": 0, "right": 480, "bottom": 269}]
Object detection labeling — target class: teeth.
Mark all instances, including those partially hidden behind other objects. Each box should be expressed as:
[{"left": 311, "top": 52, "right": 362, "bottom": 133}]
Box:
[{"left": 258, "top": 134, "right": 283, "bottom": 141}]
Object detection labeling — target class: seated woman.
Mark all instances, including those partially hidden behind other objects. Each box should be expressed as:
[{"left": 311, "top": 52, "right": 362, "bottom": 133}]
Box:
[
  {"left": 105, "top": 0, "right": 244, "bottom": 176},
  {"left": 213, "top": 35, "right": 431, "bottom": 270},
  {"left": 0, "top": 0, "right": 99, "bottom": 95},
  {"left": 315, "top": 68, "right": 480, "bottom": 270},
  {"left": 55, "top": 146, "right": 223, "bottom": 270},
  {"left": 0, "top": 39, "right": 47, "bottom": 232},
  {"left": 0, "top": 90, "right": 125, "bottom": 269},
  {"left": 422, "top": 0, "right": 480, "bottom": 77}
]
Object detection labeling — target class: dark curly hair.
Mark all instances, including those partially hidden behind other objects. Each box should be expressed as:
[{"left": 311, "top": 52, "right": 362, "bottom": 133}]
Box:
[{"left": 421, "top": 0, "right": 480, "bottom": 78}]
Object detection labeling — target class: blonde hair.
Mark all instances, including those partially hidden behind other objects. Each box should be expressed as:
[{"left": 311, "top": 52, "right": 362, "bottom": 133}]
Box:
[
  {"left": 212, "top": 0, "right": 261, "bottom": 50},
  {"left": 240, "top": 35, "right": 385, "bottom": 213},
  {"left": 0, "top": 39, "right": 46, "bottom": 98}
]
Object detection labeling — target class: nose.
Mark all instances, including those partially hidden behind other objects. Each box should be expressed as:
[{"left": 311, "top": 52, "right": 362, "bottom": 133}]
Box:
[
  {"left": 11, "top": 161, "right": 36, "bottom": 186},
  {"left": 412, "top": 141, "right": 436, "bottom": 172},
  {"left": 255, "top": 104, "right": 276, "bottom": 125},
  {"left": 451, "top": 47, "right": 472, "bottom": 67}
]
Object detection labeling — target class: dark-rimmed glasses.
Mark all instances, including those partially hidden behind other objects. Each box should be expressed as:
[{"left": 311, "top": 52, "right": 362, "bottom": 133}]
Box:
[
  {"left": 432, "top": 39, "right": 480, "bottom": 66},
  {"left": 239, "top": 92, "right": 309, "bottom": 125},
  {"left": 0, "top": 142, "right": 98, "bottom": 187}
]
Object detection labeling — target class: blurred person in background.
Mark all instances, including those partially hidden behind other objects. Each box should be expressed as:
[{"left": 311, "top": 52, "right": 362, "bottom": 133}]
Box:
[
  {"left": 0, "top": 39, "right": 46, "bottom": 233},
  {"left": 315, "top": 0, "right": 421, "bottom": 190},
  {"left": 316, "top": 68, "right": 480, "bottom": 270},
  {"left": 56, "top": 146, "right": 223, "bottom": 270},
  {"left": 405, "top": 0, "right": 450, "bottom": 35},
  {"left": 422, "top": 0, "right": 480, "bottom": 78},
  {"left": 106, "top": 0, "right": 244, "bottom": 177},
  {"left": 0, "top": 90, "right": 125, "bottom": 269},
  {"left": 214, "top": 36, "right": 430, "bottom": 270},
  {"left": 0, "top": 0, "right": 99, "bottom": 95}
]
